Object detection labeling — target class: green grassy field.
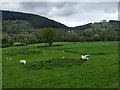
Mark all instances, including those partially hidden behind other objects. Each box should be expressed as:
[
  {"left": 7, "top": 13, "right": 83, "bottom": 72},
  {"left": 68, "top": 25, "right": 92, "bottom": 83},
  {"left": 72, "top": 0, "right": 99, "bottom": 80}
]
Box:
[{"left": 2, "top": 41, "right": 118, "bottom": 88}]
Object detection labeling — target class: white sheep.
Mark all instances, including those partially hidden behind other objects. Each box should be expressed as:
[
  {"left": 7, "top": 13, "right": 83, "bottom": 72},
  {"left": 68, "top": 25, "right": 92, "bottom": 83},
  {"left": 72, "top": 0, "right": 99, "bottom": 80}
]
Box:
[
  {"left": 9, "top": 58, "right": 12, "bottom": 60},
  {"left": 43, "top": 51, "right": 45, "bottom": 52},
  {"left": 20, "top": 60, "right": 27, "bottom": 64},
  {"left": 81, "top": 54, "right": 90, "bottom": 61},
  {"left": 6, "top": 57, "right": 12, "bottom": 60},
  {"left": 62, "top": 56, "right": 65, "bottom": 59},
  {"left": 24, "top": 52, "right": 27, "bottom": 53}
]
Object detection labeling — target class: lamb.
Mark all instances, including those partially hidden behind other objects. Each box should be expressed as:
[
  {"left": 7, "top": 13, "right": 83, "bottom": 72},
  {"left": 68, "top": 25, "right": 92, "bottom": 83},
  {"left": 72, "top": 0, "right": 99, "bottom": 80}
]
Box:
[
  {"left": 20, "top": 60, "right": 27, "bottom": 64},
  {"left": 81, "top": 54, "right": 90, "bottom": 61}
]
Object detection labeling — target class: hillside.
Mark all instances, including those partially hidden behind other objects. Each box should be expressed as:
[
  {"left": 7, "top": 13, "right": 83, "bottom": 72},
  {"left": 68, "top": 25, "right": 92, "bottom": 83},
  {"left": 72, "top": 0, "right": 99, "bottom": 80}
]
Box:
[
  {"left": 2, "top": 10, "right": 120, "bottom": 31},
  {"left": 71, "top": 23, "right": 92, "bottom": 30},
  {"left": 1, "top": 10, "right": 119, "bottom": 47},
  {"left": 2, "top": 10, "right": 68, "bottom": 29}
]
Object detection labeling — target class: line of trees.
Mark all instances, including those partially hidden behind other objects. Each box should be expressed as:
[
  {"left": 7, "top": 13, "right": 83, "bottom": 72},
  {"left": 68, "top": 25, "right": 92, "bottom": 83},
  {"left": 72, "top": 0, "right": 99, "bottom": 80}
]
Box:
[{"left": 2, "top": 28, "right": 119, "bottom": 47}]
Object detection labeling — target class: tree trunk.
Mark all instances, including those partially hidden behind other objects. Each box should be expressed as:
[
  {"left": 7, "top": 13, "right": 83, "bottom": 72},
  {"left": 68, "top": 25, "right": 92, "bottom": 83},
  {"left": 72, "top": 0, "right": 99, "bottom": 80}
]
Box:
[{"left": 49, "top": 42, "right": 52, "bottom": 46}]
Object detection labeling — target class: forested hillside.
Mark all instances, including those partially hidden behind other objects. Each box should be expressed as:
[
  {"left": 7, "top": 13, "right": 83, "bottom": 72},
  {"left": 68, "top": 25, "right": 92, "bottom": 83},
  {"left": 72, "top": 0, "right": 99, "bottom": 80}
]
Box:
[{"left": 2, "top": 10, "right": 68, "bottom": 29}]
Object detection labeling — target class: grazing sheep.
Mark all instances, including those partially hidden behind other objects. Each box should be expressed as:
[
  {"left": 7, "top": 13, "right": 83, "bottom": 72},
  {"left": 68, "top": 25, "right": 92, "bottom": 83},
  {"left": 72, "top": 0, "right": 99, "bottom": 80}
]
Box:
[
  {"left": 20, "top": 60, "right": 27, "bottom": 64},
  {"left": 9, "top": 58, "right": 12, "bottom": 60},
  {"left": 6, "top": 57, "right": 12, "bottom": 60},
  {"left": 62, "top": 56, "right": 65, "bottom": 59},
  {"left": 81, "top": 54, "right": 90, "bottom": 61},
  {"left": 43, "top": 51, "right": 45, "bottom": 52},
  {"left": 24, "top": 52, "right": 27, "bottom": 53}
]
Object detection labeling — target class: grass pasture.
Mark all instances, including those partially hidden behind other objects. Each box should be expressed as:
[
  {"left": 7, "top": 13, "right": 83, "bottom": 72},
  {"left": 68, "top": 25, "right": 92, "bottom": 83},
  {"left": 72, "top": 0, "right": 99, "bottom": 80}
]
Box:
[{"left": 2, "top": 41, "right": 118, "bottom": 88}]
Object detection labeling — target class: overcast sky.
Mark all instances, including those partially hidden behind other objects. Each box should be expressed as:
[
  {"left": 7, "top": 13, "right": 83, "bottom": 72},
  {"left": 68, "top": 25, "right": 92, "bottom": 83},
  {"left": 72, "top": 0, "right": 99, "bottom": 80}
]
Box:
[{"left": 0, "top": 2, "right": 119, "bottom": 27}]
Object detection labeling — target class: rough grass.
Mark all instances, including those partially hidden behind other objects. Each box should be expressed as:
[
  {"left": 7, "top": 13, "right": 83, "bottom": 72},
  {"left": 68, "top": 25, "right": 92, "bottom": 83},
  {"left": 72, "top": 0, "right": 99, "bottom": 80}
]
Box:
[
  {"left": 25, "top": 58, "right": 83, "bottom": 70},
  {"left": 2, "top": 41, "right": 118, "bottom": 88}
]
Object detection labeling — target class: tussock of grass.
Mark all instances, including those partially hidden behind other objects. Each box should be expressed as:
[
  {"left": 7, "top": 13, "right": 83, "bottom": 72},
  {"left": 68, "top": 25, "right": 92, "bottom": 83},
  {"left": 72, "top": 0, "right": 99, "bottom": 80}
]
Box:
[{"left": 25, "top": 58, "right": 83, "bottom": 70}]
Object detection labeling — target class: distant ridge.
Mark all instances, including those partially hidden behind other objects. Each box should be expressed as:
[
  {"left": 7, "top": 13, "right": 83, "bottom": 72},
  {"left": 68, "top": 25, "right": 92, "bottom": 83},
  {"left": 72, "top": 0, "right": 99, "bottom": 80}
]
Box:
[
  {"left": 2, "top": 10, "right": 69, "bottom": 29},
  {"left": 2, "top": 10, "right": 120, "bottom": 31}
]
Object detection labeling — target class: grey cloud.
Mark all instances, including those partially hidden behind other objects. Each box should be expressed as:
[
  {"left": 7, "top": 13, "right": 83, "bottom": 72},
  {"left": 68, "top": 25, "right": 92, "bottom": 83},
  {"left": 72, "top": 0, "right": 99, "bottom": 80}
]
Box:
[
  {"left": 104, "top": 9, "right": 116, "bottom": 14},
  {"left": 20, "top": 2, "right": 78, "bottom": 9},
  {"left": 1, "top": 2, "right": 118, "bottom": 26},
  {"left": 20, "top": 2, "right": 51, "bottom": 10},
  {"left": 47, "top": 3, "right": 79, "bottom": 17},
  {"left": 19, "top": 2, "right": 118, "bottom": 17},
  {"left": 19, "top": 2, "right": 79, "bottom": 17}
]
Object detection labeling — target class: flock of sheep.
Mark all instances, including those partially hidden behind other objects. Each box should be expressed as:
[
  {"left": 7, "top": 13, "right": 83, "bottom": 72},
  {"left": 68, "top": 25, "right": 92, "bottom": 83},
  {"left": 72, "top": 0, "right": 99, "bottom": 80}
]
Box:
[
  {"left": 19, "top": 54, "right": 90, "bottom": 65},
  {"left": 7, "top": 43, "right": 111, "bottom": 65}
]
